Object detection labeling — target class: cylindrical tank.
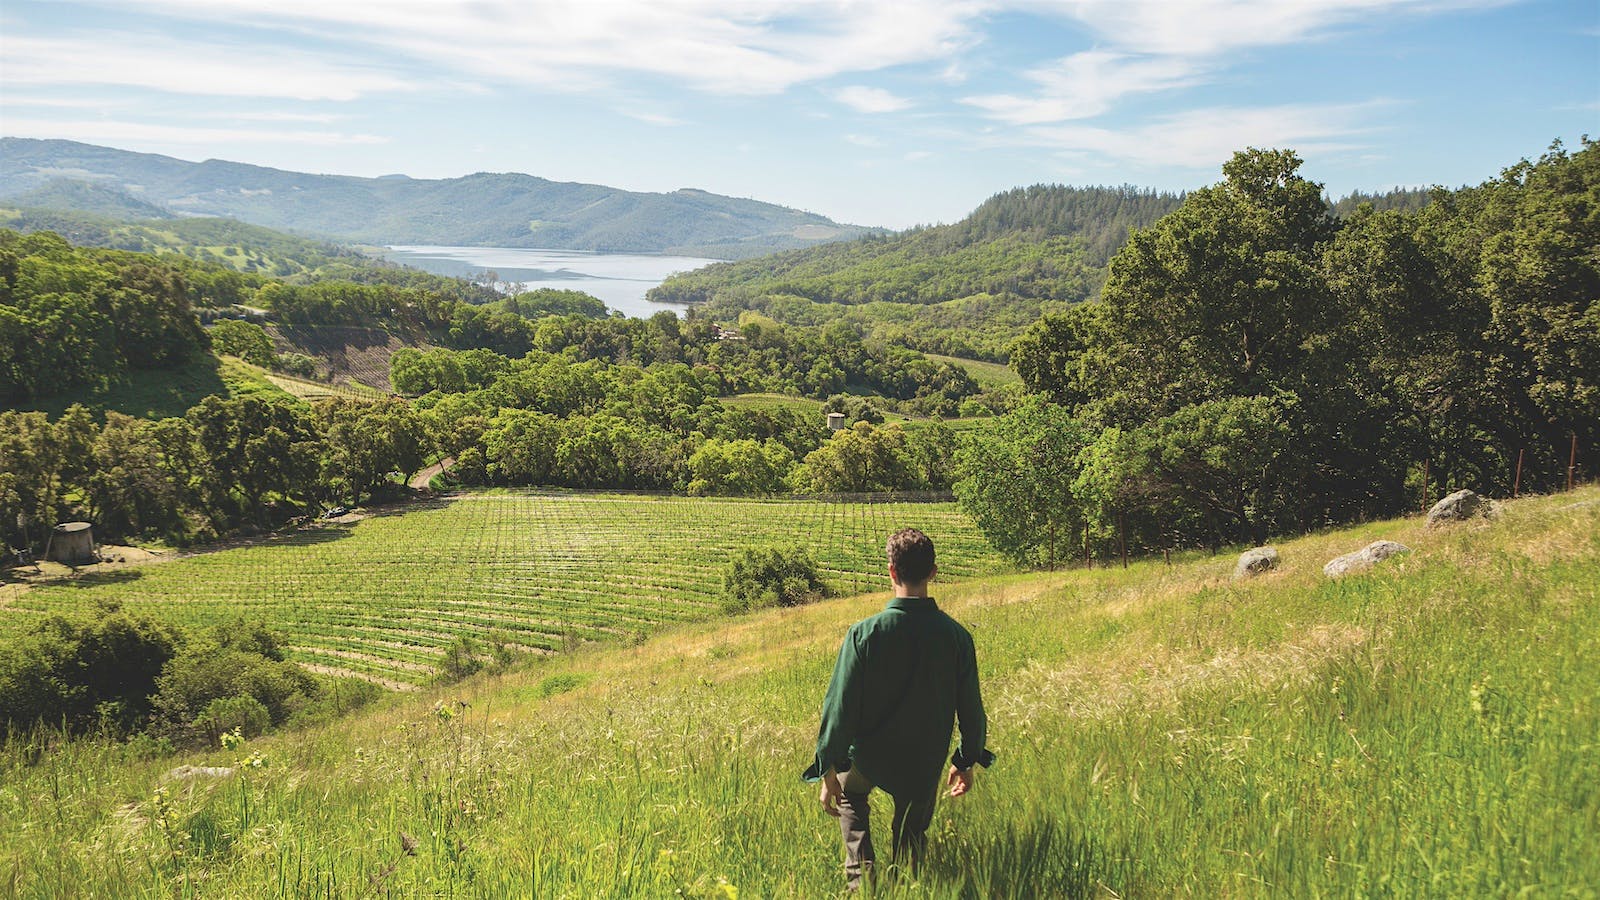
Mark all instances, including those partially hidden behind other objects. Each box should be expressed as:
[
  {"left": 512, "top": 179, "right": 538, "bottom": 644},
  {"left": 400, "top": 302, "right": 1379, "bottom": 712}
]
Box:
[{"left": 49, "top": 522, "right": 97, "bottom": 565}]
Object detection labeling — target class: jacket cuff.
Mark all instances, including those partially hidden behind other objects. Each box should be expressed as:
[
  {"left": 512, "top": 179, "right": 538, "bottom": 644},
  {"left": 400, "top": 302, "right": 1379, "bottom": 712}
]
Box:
[
  {"left": 801, "top": 755, "right": 851, "bottom": 783},
  {"left": 951, "top": 747, "right": 995, "bottom": 771}
]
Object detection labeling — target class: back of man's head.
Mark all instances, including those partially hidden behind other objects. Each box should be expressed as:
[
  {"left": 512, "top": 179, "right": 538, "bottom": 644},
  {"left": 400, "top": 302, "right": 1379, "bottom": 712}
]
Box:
[{"left": 887, "top": 528, "right": 935, "bottom": 586}]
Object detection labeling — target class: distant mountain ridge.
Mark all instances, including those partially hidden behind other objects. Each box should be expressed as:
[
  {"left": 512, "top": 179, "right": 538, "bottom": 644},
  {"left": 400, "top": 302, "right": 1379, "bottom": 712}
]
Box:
[{"left": 0, "top": 138, "right": 874, "bottom": 259}]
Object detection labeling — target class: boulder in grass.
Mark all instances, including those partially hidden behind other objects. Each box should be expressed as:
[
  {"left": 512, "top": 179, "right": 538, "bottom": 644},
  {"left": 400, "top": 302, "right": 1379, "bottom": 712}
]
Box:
[
  {"left": 1426, "top": 489, "right": 1501, "bottom": 528},
  {"left": 1323, "top": 540, "right": 1411, "bottom": 579},
  {"left": 1235, "top": 547, "right": 1280, "bottom": 578}
]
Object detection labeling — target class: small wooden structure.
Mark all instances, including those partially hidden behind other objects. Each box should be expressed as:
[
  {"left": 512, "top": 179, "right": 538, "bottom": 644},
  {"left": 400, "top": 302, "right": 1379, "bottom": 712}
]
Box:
[
  {"left": 48, "top": 522, "right": 97, "bottom": 565},
  {"left": 826, "top": 412, "right": 847, "bottom": 431}
]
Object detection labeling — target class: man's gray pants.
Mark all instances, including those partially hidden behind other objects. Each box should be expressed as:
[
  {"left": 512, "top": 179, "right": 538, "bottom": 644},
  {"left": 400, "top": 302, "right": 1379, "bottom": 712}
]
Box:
[{"left": 837, "top": 768, "right": 939, "bottom": 889}]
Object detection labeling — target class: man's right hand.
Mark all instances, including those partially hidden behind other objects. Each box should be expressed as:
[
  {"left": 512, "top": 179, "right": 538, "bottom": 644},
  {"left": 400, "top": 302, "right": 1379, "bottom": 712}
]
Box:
[
  {"left": 947, "top": 765, "right": 974, "bottom": 798},
  {"left": 819, "top": 768, "right": 844, "bottom": 817}
]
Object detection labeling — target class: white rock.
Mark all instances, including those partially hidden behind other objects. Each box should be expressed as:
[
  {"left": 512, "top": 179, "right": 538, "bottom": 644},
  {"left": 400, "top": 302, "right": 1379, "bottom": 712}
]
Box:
[{"left": 1323, "top": 540, "right": 1411, "bottom": 578}]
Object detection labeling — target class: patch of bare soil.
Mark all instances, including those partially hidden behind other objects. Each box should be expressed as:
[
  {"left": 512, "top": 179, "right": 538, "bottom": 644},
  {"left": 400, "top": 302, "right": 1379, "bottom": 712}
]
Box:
[{"left": 298, "top": 663, "right": 420, "bottom": 692}]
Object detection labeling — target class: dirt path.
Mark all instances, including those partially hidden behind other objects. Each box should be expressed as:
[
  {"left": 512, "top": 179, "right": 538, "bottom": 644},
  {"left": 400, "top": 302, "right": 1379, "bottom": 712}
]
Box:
[{"left": 410, "top": 457, "right": 455, "bottom": 490}]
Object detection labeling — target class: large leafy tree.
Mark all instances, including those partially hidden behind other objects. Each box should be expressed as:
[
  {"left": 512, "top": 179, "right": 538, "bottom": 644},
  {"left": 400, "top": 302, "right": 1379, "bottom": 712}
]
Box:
[
  {"left": 953, "top": 397, "right": 1089, "bottom": 568},
  {"left": 1084, "top": 148, "right": 1337, "bottom": 422}
]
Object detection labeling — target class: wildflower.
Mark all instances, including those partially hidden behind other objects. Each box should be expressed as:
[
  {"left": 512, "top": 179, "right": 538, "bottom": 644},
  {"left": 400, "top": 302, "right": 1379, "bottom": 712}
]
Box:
[
  {"left": 221, "top": 727, "right": 245, "bottom": 751},
  {"left": 715, "top": 876, "right": 738, "bottom": 899}
]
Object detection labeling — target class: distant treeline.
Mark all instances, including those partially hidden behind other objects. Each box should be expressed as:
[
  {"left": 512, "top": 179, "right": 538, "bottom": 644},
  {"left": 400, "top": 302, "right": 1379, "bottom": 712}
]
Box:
[{"left": 960, "top": 141, "right": 1598, "bottom": 565}]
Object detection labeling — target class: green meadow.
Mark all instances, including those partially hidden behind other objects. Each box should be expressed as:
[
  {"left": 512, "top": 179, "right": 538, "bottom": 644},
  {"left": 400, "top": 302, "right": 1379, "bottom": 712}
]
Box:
[{"left": 1, "top": 488, "right": 1596, "bottom": 897}]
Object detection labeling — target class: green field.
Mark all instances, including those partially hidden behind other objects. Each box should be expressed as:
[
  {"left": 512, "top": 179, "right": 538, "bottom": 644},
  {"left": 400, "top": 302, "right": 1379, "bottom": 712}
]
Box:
[
  {"left": 925, "top": 353, "right": 1023, "bottom": 390},
  {"left": 2, "top": 489, "right": 1594, "bottom": 897},
  {"left": 2, "top": 492, "right": 1009, "bottom": 689}
]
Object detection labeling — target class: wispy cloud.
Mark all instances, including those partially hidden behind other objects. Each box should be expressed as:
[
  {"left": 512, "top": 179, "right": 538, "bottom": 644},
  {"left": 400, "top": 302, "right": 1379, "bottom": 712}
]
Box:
[
  {"left": 964, "top": 50, "right": 1201, "bottom": 124},
  {"left": 1, "top": 33, "right": 414, "bottom": 101},
  {"left": 845, "top": 133, "right": 884, "bottom": 147},
  {"left": 833, "top": 86, "right": 913, "bottom": 114},
  {"left": 97, "top": 0, "right": 980, "bottom": 96},
  {"left": 0, "top": 117, "right": 388, "bottom": 146},
  {"left": 1016, "top": 101, "right": 1389, "bottom": 170},
  {"left": 230, "top": 111, "right": 346, "bottom": 123},
  {"left": 965, "top": 0, "right": 1510, "bottom": 126},
  {"left": 621, "top": 110, "right": 685, "bottom": 127}
]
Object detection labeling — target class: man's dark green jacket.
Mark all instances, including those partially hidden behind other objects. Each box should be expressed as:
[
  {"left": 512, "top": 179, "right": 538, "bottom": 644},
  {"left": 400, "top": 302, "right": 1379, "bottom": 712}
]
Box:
[{"left": 803, "top": 596, "right": 989, "bottom": 799}]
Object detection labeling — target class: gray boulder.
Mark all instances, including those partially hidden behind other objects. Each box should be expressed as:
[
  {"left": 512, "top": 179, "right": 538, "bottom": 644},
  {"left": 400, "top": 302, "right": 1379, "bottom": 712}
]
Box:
[
  {"left": 1323, "top": 540, "right": 1411, "bottom": 579},
  {"left": 1427, "top": 489, "right": 1500, "bottom": 528},
  {"left": 1235, "top": 547, "right": 1280, "bottom": 578}
]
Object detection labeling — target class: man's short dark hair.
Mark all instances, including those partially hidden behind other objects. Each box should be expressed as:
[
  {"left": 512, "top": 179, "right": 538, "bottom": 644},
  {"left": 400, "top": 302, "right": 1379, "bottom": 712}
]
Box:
[{"left": 887, "top": 528, "right": 935, "bottom": 585}]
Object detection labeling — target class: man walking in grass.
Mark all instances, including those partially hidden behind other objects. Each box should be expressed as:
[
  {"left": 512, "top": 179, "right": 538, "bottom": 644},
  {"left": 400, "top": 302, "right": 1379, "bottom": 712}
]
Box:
[{"left": 804, "top": 527, "right": 993, "bottom": 889}]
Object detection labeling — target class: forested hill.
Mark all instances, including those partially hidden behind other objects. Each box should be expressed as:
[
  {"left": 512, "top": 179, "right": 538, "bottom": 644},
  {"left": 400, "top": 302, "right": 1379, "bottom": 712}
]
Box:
[
  {"left": 0, "top": 139, "right": 872, "bottom": 259},
  {"left": 646, "top": 184, "right": 1184, "bottom": 359},
  {"left": 651, "top": 184, "right": 1184, "bottom": 306}
]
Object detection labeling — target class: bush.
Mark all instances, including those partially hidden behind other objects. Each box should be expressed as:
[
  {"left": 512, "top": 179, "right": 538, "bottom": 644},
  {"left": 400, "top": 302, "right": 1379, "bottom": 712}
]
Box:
[
  {"left": 209, "top": 319, "right": 275, "bottom": 367},
  {"left": 274, "top": 352, "right": 318, "bottom": 377},
  {"left": 150, "top": 621, "right": 318, "bottom": 744},
  {"left": 194, "top": 695, "right": 271, "bottom": 745},
  {"left": 0, "top": 610, "right": 179, "bottom": 736},
  {"left": 722, "top": 545, "right": 830, "bottom": 614},
  {"left": 437, "top": 635, "right": 484, "bottom": 682}
]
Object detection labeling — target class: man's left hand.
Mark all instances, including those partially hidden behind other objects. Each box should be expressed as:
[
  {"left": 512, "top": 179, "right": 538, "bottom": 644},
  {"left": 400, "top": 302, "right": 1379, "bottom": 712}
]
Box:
[
  {"left": 819, "top": 768, "right": 843, "bottom": 817},
  {"left": 947, "top": 765, "right": 974, "bottom": 798}
]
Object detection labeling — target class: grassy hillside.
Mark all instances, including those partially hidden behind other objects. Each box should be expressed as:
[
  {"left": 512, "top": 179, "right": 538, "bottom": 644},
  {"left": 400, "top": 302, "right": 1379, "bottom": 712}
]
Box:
[
  {"left": 10, "top": 356, "right": 293, "bottom": 419},
  {"left": 2, "top": 488, "right": 1593, "bottom": 895}
]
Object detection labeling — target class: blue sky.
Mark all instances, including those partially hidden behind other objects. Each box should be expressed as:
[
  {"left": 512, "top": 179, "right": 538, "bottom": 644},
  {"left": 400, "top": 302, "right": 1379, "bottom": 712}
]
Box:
[{"left": 2, "top": 0, "right": 1595, "bottom": 228}]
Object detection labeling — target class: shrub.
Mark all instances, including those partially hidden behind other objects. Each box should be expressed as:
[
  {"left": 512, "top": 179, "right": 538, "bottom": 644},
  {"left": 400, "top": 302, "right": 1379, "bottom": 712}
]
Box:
[
  {"left": 537, "top": 673, "right": 588, "bottom": 698},
  {"left": 194, "top": 695, "right": 271, "bottom": 744},
  {"left": 722, "top": 545, "right": 830, "bottom": 614},
  {"left": 150, "top": 621, "right": 317, "bottom": 744},
  {"left": 0, "top": 610, "right": 179, "bottom": 736},
  {"left": 437, "top": 635, "right": 484, "bottom": 682},
  {"left": 209, "top": 319, "right": 275, "bottom": 367}
]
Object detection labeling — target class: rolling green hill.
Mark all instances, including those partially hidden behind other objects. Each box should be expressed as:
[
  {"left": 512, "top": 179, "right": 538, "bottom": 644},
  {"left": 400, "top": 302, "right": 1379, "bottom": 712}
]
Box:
[
  {"left": 0, "top": 139, "right": 875, "bottom": 259},
  {"left": 1, "top": 487, "right": 1593, "bottom": 895}
]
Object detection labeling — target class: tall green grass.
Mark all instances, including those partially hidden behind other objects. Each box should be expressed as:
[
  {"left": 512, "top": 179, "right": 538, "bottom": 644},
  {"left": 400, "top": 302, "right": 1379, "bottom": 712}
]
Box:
[{"left": 1, "top": 489, "right": 1595, "bottom": 897}]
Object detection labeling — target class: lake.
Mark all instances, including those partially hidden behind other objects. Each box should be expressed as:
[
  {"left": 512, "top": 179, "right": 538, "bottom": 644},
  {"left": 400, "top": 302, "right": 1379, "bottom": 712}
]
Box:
[{"left": 381, "top": 246, "right": 717, "bottom": 318}]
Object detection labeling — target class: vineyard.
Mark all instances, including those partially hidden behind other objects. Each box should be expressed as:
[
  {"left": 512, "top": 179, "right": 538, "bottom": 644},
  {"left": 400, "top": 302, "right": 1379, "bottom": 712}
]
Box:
[{"left": 1, "top": 492, "right": 1007, "bottom": 689}]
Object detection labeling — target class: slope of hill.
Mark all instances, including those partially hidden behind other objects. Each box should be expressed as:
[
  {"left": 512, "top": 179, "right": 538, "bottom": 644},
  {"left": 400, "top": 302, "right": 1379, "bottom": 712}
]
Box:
[
  {"left": 0, "top": 139, "right": 874, "bottom": 258},
  {"left": 2, "top": 487, "right": 1593, "bottom": 895},
  {"left": 650, "top": 185, "right": 1185, "bottom": 359}
]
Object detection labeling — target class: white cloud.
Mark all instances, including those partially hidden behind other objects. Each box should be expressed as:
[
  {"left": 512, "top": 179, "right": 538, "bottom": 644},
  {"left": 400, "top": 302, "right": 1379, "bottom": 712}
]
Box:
[
  {"left": 0, "top": 33, "right": 414, "bottom": 100},
  {"left": 1018, "top": 101, "right": 1388, "bottom": 170},
  {"left": 964, "top": 0, "right": 1511, "bottom": 125},
  {"left": 93, "top": 0, "right": 982, "bottom": 96},
  {"left": 230, "top": 111, "right": 346, "bottom": 123},
  {"left": 904, "top": 150, "right": 935, "bottom": 160},
  {"left": 834, "top": 86, "right": 913, "bottom": 114},
  {"left": 1019, "top": 0, "right": 1511, "bottom": 58},
  {"left": 622, "top": 110, "right": 686, "bottom": 127},
  {"left": 963, "top": 50, "right": 1201, "bottom": 124},
  {"left": 0, "top": 117, "right": 388, "bottom": 146},
  {"left": 845, "top": 133, "right": 884, "bottom": 147}
]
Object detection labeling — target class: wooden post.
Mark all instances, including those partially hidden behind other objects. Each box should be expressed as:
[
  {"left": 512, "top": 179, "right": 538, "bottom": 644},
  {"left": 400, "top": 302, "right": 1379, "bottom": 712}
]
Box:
[
  {"left": 1084, "top": 530, "right": 1091, "bottom": 570},
  {"left": 1119, "top": 511, "right": 1129, "bottom": 569},
  {"left": 1570, "top": 433, "right": 1579, "bottom": 491},
  {"left": 1514, "top": 449, "right": 1524, "bottom": 498}
]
